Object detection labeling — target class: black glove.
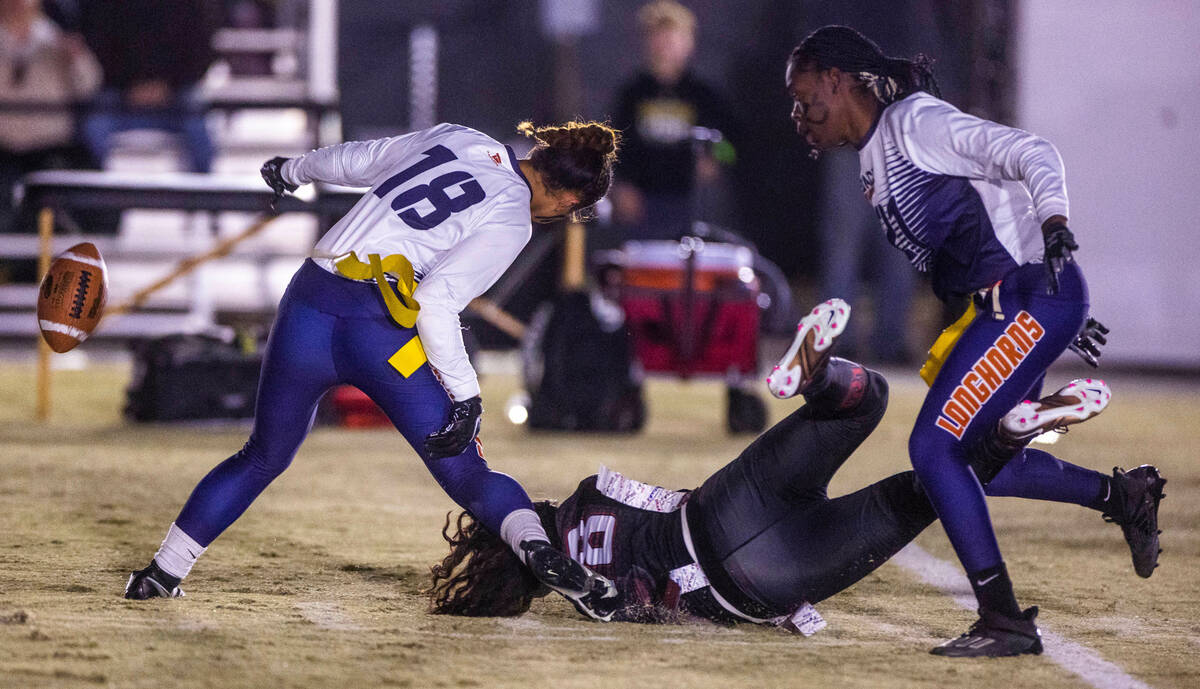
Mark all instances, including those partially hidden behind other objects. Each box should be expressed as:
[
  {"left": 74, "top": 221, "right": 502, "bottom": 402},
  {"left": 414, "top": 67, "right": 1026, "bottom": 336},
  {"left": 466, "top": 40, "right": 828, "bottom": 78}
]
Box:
[
  {"left": 260, "top": 156, "right": 297, "bottom": 211},
  {"left": 1043, "top": 221, "right": 1078, "bottom": 295},
  {"left": 1068, "top": 316, "right": 1109, "bottom": 368},
  {"left": 424, "top": 396, "right": 483, "bottom": 459}
]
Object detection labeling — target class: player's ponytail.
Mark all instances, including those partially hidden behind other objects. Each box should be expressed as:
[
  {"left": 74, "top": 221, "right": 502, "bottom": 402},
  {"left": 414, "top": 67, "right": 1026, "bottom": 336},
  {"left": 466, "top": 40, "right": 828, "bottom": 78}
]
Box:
[
  {"left": 427, "top": 502, "right": 558, "bottom": 617},
  {"left": 517, "top": 120, "right": 620, "bottom": 219},
  {"left": 788, "top": 25, "right": 941, "bottom": 104}
]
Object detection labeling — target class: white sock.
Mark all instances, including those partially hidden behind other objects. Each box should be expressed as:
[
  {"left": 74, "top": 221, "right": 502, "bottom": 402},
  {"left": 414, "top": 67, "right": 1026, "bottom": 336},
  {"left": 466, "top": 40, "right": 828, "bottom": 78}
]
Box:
[
  {"left": 499, "top": 509, "right": 550, "bottom": 564},
  {"left": 152, "top": 523, "right": 207, "bottom": 580}
]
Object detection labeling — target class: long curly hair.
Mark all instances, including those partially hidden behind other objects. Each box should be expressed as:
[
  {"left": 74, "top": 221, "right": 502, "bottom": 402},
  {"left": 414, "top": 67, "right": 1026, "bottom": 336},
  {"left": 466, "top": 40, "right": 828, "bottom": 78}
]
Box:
[
  {"left": 427, "top": 501, "right": 559, "bottom": 617},
  {"left": 517, "top": 120, "right": 620, "bottom": 219}
]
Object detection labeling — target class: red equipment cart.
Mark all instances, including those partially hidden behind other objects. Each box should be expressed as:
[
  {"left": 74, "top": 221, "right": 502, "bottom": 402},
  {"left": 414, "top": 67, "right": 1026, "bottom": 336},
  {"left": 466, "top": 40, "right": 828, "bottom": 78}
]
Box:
[{"left": 614, "top": 238, "right": 766, "bottom": 431}]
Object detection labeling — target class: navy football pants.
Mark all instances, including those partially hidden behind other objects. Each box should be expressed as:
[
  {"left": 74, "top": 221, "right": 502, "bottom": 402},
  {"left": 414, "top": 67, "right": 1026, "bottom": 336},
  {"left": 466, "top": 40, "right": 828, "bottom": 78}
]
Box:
[
  {"left": 910, "top": 261, "right": 1090, "bottom": 574},
  {"left": 688, "top": 361, "right": 1106, "bottom": 614},
  {"left": 174, "top": 260, "right": 533, "bottom": 546}
]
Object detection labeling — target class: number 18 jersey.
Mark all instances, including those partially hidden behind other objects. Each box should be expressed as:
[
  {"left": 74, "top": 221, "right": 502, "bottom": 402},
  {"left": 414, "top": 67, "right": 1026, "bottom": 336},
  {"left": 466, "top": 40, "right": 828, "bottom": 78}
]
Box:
[{"left": 280, "top": 124, "right": 534, "bottom": 400}]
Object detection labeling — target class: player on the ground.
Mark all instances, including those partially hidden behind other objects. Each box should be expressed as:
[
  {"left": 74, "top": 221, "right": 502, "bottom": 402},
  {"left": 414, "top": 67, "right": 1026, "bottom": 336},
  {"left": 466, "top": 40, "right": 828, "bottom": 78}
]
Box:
[
  {"left": 124, "top": 121, "right": 621, "bottom": 620},
  {"left": 427, "top": 300, "right": 1164, "bottom": 652},
  {"left": 782, "top": 25, "right": 1161, "bottom": 656}
]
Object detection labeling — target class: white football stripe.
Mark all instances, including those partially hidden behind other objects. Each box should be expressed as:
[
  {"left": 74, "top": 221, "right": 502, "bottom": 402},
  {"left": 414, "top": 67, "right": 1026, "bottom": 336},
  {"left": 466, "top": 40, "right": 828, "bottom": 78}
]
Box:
[
  {"left": 891, "top": 544, "right": 1153, "bottom": 689},
  {"left": 58, "top": 251, "right": 105, "bottom": 269},
  {"left": 39, "top": 319, "right": 86, "bottom": 340}
]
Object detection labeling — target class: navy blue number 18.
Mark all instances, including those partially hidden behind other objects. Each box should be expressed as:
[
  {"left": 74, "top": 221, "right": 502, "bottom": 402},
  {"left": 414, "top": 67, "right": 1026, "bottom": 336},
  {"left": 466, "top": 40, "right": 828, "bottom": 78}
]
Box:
[{"left": 374, "top": 145, "right": 486, "bottom": 230}]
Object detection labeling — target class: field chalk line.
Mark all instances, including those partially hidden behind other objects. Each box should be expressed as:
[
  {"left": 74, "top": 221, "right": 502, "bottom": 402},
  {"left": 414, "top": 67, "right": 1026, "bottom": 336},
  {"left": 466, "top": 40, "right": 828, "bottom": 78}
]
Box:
[
  {"left": 294, "top": 601, "right": 363, "bottom": 631},
  {"left": 892, "top": 544, "right": 1153, "bottom": 689}
]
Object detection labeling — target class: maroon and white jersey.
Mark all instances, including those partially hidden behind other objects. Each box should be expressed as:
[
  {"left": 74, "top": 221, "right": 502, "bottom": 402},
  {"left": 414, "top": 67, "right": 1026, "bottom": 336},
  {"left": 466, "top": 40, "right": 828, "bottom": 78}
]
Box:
[{"left": 553, "top": 467, "right": 694, "bottom": 620}]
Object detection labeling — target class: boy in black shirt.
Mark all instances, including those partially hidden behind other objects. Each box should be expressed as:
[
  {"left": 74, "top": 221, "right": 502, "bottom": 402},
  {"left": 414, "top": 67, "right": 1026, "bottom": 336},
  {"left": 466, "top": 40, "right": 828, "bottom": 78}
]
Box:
[{"left": 609, "top": 1, "right": 738, "bottom": 240}]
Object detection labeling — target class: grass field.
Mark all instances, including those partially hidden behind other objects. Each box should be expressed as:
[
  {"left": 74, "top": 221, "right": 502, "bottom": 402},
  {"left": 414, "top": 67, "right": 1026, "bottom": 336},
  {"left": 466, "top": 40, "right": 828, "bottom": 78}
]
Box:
[{"left": 1, "top": 359, "right": 1197, "bottom": 689}]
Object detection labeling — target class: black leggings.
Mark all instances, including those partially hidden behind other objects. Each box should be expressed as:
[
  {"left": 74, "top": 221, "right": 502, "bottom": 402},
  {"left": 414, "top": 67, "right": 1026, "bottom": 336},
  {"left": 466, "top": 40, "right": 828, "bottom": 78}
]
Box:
[{"left": 687, "top": 370, "right": 937, "bottom": 613}]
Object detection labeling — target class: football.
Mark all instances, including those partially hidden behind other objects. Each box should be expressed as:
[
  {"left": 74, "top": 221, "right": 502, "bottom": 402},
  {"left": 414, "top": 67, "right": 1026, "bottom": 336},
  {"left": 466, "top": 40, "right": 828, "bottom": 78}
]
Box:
[{"left": 36, "top": 242, "right": 108, "bottom": 353}]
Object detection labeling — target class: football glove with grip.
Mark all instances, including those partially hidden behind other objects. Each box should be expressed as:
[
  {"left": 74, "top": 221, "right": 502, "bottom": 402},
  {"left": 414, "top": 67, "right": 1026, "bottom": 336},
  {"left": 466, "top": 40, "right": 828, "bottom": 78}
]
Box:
[
  {"left": 1069, "top": 316, "right": 1109, "bottom": 368},
  {"left": 1043, "top": 221, "right": 1078, "bottom": 295},
  {"left": 425, "top": 396, "right": 483, "bottom": 459},
  {"left": 260, "top": 156, "right": 297, "bottom": 211}
]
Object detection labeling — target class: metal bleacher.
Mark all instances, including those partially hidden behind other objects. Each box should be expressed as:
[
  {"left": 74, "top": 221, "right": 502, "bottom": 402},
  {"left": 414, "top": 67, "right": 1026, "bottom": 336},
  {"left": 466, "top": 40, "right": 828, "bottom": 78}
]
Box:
[
  {"left": 1, "top": 171, "right": 362, "bottom": 340},
  {"left": 0, "top": 2, "right": 344, "bottom": 344}
]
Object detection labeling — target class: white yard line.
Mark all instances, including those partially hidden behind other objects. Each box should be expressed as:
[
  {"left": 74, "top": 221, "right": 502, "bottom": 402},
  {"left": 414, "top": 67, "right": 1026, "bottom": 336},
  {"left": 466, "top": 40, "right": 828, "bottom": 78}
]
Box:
[
  {"left": 294, "top": 601, "right": 363, "bottom": 631},
  {"left": 426, "top": 629, "right": 870, "bottom": 648},
  {"left": 891, "top": 544, "right": 1153, "bottom": 689}
]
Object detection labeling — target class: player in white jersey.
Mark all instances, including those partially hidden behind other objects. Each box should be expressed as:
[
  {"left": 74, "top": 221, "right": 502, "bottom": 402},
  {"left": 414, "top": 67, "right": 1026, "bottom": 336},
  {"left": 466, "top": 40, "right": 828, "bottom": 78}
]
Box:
[
  {"left": 123, "top": 121, "right": 623, "bottom": 621},
  {"left": 782, "top": 26, "right": 1159, "bottom": 657}
]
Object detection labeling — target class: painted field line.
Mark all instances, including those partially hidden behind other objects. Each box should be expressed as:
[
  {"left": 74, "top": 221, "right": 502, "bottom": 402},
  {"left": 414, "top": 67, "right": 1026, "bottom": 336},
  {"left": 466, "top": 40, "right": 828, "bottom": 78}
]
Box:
[
  {"left": 294, "top": 601, "right": 363, "bottom": 630},
  {"left": 891, "top": 544, "right": 1153, "bottom": 689},
  {"left": 424, "top": 629, "right": 882, "bottom": 648}
]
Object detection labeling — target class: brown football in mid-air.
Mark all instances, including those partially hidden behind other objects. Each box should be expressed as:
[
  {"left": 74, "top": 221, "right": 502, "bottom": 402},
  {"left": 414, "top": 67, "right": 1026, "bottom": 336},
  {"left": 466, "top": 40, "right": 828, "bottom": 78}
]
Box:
[{"left": 36, "top": 242, "right": 108, "bottom": 353}]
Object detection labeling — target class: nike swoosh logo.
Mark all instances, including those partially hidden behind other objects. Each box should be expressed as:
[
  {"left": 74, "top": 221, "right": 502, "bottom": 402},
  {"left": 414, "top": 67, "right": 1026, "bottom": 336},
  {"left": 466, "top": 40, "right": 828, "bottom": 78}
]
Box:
[{"left": 975, "top": 573, "right": 999, "bottom": 586}]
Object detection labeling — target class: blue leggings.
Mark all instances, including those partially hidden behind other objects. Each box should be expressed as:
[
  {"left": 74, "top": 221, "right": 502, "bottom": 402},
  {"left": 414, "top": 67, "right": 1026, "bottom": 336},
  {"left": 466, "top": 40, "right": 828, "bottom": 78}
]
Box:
[
  {"left": 82, "top": 88, "right": 215, "bottom": 173},
  {"left": 174, "top": 260, "right": 533, "bottom": 546},
  {"left": 910, "top": 261, "right": 1091, "bottom": 574}
]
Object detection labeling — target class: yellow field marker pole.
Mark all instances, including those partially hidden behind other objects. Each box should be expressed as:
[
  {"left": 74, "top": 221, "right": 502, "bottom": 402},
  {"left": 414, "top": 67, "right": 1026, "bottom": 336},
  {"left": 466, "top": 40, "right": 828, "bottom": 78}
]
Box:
[
  {"left": 35, "top": 207, "right": 54, "bottom": 421},
  {"left": 105, "top": 213, "right": 277, "bottom": 319},
  {"left": 560, "top": 220, "right": 586, "bottom": 290},
  {"left": 467, "top": 297, "right": 526, "bottom": 341}
]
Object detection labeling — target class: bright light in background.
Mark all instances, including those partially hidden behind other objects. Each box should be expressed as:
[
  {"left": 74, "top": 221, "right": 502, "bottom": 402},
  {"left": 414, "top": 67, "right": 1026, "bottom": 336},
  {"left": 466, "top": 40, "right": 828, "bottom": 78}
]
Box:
[
  {"left": 506, "top": 392, "right": 530, "bottom": 425},
  {"left": 738, "top": 266, "right": 755, "bottom": 283}
]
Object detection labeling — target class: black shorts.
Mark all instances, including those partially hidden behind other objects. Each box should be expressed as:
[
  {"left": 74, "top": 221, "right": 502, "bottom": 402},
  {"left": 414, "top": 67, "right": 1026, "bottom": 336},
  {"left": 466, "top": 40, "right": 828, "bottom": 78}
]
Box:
[{"left": 685, "top": 369, "right": 937, "bottom": 616}]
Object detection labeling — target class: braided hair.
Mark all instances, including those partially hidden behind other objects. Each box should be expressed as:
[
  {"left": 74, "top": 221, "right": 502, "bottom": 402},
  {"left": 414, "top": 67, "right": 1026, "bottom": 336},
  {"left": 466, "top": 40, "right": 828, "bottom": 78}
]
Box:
[
  {"left": 789, "top": 25, "right": 940, "bottom": 105},
  {"left": 517, "top": 120, "right": 620, "bottom": 219},
  {"left": 426, "top": 501, "right": 559, "bottom": 617}
]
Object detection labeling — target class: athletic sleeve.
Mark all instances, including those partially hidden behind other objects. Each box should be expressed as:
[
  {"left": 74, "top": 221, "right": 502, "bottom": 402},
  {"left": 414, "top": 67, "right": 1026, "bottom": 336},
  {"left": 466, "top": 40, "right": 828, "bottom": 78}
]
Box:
[
  {"left": 893, "top": 97, "right": 1070, "bottom": 224},
  {"left": 281, "top": 133, "right": 421, "bottom": 188},
  {"left": 413, "top": 222, "right": 531, "bottom": 401}
]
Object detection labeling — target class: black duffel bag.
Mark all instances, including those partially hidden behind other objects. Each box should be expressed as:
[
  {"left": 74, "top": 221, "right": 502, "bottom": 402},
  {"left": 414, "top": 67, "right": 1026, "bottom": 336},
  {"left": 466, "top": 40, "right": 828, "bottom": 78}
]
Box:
[
  {"left": 523, "top": 290, "right": 645, "bottom": 432},
  {"left": 124, "top": 333, "right": 262, "bottom": 421}
]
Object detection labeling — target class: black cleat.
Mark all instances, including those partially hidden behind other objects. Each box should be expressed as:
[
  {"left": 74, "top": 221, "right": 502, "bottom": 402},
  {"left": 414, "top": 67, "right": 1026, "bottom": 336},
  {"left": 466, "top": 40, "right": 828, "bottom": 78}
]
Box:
[
  {"left": 521, "top": 541, "right": 618, "bottom": 622},
  {"left": 124, "top": 560, "right": 184, "bottom": 600},
  {"left": 1104, "top": 465, "right": 1167, "bottom": 578},
  {"left": 931, "top": 606, "right": 1043, "bottom": 657}
]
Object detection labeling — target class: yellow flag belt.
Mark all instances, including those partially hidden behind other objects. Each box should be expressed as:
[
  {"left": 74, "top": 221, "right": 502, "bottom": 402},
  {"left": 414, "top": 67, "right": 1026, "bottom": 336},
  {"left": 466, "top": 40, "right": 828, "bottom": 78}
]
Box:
[
  {"left": 919, "top": 300, "right": 978, "bottom": 386},
  {"left": 333, "top": 252, "right": 421, "bottom": 328}
]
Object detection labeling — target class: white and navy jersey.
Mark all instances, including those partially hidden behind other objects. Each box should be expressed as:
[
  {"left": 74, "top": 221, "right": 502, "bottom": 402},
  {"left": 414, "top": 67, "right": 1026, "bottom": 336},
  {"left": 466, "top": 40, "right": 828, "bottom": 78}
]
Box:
[
  {"left": 554, "top": 469, "right": 693, "bottom": 620},
  {"left": 281, "top": 124, "right": 533, "bottom": 400},
  {"left": 857, "top": 92, "right": 1069, "bottom": 301}
]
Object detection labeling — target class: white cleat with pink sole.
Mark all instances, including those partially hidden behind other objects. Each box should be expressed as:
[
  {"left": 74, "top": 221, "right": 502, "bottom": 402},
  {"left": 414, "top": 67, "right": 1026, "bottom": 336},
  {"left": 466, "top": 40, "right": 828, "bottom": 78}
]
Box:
[
  {"left": 766, "top": 298, "right": 850, "bottom": 399},
  {"left": 1000, "top": 378, "right": 1112, "bottom": 441}
]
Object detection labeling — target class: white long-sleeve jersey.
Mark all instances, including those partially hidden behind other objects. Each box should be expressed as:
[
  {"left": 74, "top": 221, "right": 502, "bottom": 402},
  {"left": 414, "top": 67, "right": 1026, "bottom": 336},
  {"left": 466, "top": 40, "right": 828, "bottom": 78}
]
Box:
[
  {"left": 857, "top": 92, "right": 1070, "bottom": 301},
  {"left": 281, "top": 123, "right": 533, "bottom": 400}
]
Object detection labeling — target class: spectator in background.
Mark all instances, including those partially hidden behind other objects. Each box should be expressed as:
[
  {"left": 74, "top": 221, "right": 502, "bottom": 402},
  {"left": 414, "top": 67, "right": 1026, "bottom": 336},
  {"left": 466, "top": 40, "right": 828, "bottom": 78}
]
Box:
[
  {"left": 815, "top": 147, "right": 918, "bottom": 364},
  {"left": 79, "top": 0, "right": 220, "bottom": 173},
  {"left": 0, "top": 0, "right": 100, "bottom": 281},
  {"left": 222, "top": 0, "right": 274, "bottom": 77},
  {"left": 609, "top": 0, "right": 739, "bottom": 241}
]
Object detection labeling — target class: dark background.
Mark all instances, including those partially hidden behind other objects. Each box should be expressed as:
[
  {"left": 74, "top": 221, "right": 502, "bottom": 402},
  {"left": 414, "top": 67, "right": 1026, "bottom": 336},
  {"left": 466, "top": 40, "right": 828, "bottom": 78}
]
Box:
[{"left": 337, "top": 0, "right": 1002, "bottom": 280}]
